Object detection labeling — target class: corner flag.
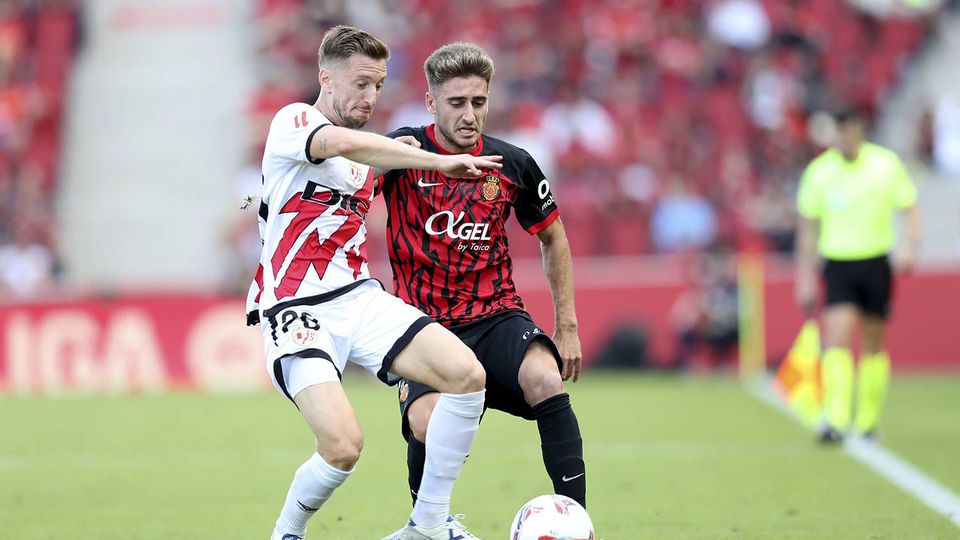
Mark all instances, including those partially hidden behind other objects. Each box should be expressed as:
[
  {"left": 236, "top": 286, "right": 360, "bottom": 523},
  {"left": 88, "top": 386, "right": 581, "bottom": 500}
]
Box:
[{"left": 774, "top": 319, "right": 821, "bottom": 428}]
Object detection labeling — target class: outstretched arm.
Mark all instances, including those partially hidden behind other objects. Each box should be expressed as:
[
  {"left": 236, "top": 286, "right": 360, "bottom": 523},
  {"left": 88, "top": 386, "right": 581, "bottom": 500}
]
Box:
[
  {"left": 371, "top": 135, "right": 421, "bottom": 180},
  {"left": 311, "top": 125, "right": 499, "bottom": 177},
  {"left": 536, "top": 217, "right": 582, "bottom": 382}
]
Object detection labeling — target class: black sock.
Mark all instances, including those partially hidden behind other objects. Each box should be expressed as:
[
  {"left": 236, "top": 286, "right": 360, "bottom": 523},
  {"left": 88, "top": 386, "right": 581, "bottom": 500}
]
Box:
[
  {"left": 407, "top": 432, "right": 426, "bottom": 507},
  {"left": 533, "top": 392, "right": 586, "bottom": 508}
]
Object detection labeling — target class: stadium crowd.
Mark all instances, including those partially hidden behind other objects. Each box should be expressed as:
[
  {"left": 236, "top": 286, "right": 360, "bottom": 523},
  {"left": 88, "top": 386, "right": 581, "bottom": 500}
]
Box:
[
  {"left": 0, "top": 0, "right": 949, "bottom": 300},
  {"left": 0, "top": 0, "right": 79, "bottom": 298},
  {"left": 248, "top": 0, "right": 934, "bottom": 260}
]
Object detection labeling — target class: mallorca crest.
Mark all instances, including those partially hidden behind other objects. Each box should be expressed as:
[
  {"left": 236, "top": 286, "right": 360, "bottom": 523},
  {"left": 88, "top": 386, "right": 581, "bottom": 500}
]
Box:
[{"left": 481, "top": 175, "right": 500, "bottom": 201}]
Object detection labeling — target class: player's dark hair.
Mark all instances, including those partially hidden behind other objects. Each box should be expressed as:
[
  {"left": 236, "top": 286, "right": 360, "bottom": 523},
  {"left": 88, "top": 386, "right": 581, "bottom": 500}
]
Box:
[
  {"left": 424, "top": 43, "right": 495, "bottom": 92},
  {"left": 318, "top": 25, "right": 390, "bottom": 67},
  {"left": 833, "top": 106, "right": 865, "bottom": 126}
]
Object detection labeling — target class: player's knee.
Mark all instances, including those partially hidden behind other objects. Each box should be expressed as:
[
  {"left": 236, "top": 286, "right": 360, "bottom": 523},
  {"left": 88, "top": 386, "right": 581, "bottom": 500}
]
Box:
[
  {"left": 407, "top": 395, "right": 437, "bottom": 442},
  {"left": 439, "top": 347, "right": 485, "bottom": 394},
  {"left": 522, "top": 367, "right": 565, "bottom": 406},
  {"left": 318, "top": 434, "right": 363, "bottom": 471},
  {"left": 458, "top": 356, "right": 486, "bottom": 393}
]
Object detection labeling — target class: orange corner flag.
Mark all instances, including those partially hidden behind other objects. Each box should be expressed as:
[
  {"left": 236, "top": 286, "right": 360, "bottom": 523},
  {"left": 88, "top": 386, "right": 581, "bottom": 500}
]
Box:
[{"left": 774, "top": 319, "right": 821, "bottom": 428}]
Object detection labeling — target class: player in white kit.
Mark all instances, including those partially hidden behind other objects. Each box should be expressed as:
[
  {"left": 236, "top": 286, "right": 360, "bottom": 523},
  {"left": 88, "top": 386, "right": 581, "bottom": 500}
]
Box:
[{"left": 246, "top": 26, "right": 502, "bottom": 540}]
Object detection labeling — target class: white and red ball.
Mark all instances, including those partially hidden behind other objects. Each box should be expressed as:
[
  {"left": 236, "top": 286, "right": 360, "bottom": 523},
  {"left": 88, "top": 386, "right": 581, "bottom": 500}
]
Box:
[{"left": 509, "top": 494, "right": 594, "bottom": 540}]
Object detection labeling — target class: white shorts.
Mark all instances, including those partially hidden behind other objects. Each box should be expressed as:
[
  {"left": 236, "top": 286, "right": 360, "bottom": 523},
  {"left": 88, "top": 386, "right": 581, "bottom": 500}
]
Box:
[{"left": 260, "top": 280, "right": 433, "bottom": 401}]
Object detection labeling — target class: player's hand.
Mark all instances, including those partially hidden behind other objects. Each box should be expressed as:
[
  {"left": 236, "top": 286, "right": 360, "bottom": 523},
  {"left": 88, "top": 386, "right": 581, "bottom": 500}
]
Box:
[
  {"left": 554, "top": 326, "right": 583, "bottom": 383},
  {"left": 895, "top": 246, "right": 917, "bottom": 275},
  {"left": 438, "top": 154, "right": 503, "bottom": 178},
  {"left": 394, "top": 135, "right": 421, "bottom": 149},
  {"left": 794, "top": 271, "right": 816, "bottom": 316}
]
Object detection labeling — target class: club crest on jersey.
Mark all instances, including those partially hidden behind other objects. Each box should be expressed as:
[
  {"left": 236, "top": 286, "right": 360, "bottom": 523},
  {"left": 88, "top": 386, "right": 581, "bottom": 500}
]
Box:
[
  {"left": 291, "top": 326, "right": 317, "bottom": 347},
  {"left": 481, "top": 175, "right": 500, "bottom": 201},
  {"left": 349, "top": 164, "right": 366, "bottom": 189}
]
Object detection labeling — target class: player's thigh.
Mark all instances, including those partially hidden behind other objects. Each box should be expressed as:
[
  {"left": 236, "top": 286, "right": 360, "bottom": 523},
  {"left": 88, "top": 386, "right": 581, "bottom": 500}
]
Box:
[
  {"left": 476, "top": 313, "right": 562, "bottom": 408},
  {"left": 822, "top": 303, "right": 859, "bottom": 349},
  {"left": 346, "top": 286, "right": 436, "bottom": 384},
  {"left": 860, "top": 256, "right": 893, "bottom": 320},
  {"left": 518, "top": 339, "right": 565, "bottom": 406},
  {"left": 390, "top": 322, "right": 484, "bottom": 393},
  {"left": 263, "top": 313, "right": 346, "bottom": 400},
  {"left": 294, "top": 381, "right": 363, "bottom": 469}
]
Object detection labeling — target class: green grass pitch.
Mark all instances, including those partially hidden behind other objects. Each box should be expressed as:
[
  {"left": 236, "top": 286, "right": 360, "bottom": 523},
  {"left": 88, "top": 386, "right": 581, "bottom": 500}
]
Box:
[{"left": 1, "top": 372, "right": 959, "bottom": 539}]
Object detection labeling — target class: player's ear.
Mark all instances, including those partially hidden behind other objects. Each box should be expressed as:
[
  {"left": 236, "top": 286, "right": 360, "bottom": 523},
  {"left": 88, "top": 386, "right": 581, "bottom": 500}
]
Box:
[
  {"left": 318, "top": 67, "right": 331, "bottom": 89},
  {"left": 425, "top": 91, "right": 436, "bottom": 115}
]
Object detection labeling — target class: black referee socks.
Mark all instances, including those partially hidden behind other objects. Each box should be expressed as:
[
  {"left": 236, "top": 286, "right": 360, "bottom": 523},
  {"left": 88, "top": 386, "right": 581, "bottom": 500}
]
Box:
[{"left": 533, "top": 392, "right": 587, "bottom": 508}]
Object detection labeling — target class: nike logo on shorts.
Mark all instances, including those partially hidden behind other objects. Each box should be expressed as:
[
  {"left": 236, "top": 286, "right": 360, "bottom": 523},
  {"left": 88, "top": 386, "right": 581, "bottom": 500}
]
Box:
[
  {"left": 561, "top": 473, "right": 585, "bottom": 482},
  {"left": 418, "top": 177, "right": 444, "bottom": 188}
]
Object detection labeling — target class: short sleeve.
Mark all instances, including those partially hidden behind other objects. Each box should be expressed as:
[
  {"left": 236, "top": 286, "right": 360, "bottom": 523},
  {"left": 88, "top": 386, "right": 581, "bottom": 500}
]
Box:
[
  {"left": 796, "top": 161, "right": 822, "bottom": 219},
  {"left": 264, "top": 104, "right": 330, "bottom": 164},
  {"left": 514, "top": 151, "right": 559, "bottom": 234},
  {"left": 888, "top": 154, "right": 917, "bottom": 209},
  {"left": 379, "top": 127, "right": 417, "bottom": 195}
]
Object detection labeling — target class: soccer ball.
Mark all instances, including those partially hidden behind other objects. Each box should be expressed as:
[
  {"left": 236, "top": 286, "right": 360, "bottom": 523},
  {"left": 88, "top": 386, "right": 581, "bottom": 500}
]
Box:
[{"left": 509, "top": 494, "right": 594, "bottom": 540}]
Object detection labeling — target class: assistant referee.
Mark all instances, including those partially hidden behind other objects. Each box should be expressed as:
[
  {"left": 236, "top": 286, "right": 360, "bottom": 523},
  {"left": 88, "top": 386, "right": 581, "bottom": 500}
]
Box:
[{"left": 794, "top": 108, "right": 920, "bottom": 443}]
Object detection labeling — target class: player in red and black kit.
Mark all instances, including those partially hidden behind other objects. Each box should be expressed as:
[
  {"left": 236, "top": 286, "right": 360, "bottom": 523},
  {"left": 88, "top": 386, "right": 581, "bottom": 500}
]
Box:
[{"left": 378, "top": 43, "right": 586, "bottom": 523}]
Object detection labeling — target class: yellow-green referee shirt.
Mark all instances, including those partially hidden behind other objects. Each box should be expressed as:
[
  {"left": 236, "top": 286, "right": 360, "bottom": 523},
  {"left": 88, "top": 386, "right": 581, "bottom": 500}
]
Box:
[{"left": 797, "top": 142, "right": 916, "bottom": 261}]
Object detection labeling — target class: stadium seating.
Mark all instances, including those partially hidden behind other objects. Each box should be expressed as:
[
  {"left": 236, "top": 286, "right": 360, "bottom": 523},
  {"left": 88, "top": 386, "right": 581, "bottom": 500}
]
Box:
[
  {"left": 0, "top": 2, "right": 80, "bottom": 270},
  {"left": 250, "top": 0, "right": 931, "bottom": 256}
]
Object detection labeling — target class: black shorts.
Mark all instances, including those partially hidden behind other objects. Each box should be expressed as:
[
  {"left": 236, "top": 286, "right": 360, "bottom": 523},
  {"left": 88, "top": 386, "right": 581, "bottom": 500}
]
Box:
[
  {"left": 823, "top": 255, "right": 893, "bottom": 318},
  {"left": 397, "top": 309, "right": 562, "bottom": 440}
]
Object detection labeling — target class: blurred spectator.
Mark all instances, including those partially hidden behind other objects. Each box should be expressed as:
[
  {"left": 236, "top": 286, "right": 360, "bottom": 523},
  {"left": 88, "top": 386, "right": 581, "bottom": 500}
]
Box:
[
  {"left": 222, "top": 152, "right": 266, "bottom": 294},
  {"left": 706, "top": 0, "right": 771, "bottom": 50},
  {"left": 0, "top": 220, "right": 56, "bottom": 299},
  {"left": 932, "top": 95, "right": 960, "bottom": 175},
  {"left": 651, "top": 177, "right": 717, "bottom": 252},
  {"left": 538, "top": 86, "right": 617, "bottom": 163},
  {"left": 748, "top": 178, "right": 797, "bottom": 253},
  {"left": 670, "top": 244, "right": 740, "bottom": 370}
]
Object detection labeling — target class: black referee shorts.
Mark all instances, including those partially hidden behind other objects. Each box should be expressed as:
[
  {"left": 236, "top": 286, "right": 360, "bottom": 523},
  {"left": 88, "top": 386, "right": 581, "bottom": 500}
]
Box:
[
  {"left": 822, "top": 255, "right": 893, "bottom": 319},
  {"left": 397, "top": 309, "right": 562, "bottom": 440}
]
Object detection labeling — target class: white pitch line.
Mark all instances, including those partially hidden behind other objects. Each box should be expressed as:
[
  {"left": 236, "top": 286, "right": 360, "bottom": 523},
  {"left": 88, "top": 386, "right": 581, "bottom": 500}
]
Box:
[{"left": 750, "top": 379, "right": 960, "bottom": 527}]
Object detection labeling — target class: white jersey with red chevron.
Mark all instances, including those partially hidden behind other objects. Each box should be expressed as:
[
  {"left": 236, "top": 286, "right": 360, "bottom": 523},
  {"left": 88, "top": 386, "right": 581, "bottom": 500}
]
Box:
[{"left": 247, "top": 103, "right": 374, "bottom": 321}]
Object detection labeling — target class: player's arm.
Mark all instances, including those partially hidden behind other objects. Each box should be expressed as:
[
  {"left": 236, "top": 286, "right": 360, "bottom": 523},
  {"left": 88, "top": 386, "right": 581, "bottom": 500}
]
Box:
[
  {"left": 371, "top": 134, "right": 421, "bottom": 181},
  {"left": 794, "top": 162, "right": 821, "bottom": 315},
  {"left": 310, "top": 125, "right": 499, "bottom": 177},
  {"left": 794, "top": 216, "right": 819, "bottom": 315},
  {"left": 898, "top": 204, "right": 920, "bottom": 273},
  {"left": 536, "top": 218, "right": 583, "bottom": 382}
]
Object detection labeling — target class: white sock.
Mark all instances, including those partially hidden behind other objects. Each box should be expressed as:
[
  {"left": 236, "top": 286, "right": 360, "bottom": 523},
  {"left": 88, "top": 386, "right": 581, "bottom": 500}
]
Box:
[
  {"left": 411, "top": 390, "right": 484, "bottom": 528},
  {"left": 274, "top": 453, "right": 353, "bottom": 536}
]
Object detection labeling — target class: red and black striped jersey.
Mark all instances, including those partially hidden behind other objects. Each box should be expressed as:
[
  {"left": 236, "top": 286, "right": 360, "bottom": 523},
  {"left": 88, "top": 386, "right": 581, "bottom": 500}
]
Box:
[{"left": 380, "top": 124, "right": 559, "bottom": 325}]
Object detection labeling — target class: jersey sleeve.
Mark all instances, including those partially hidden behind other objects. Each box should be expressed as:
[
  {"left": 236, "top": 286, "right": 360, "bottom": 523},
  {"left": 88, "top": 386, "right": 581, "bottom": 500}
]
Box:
[
  {"left": 888, "top": 153, "right": 917, "bottom": 209},
  {"left": 796, "top": 160, "right": 822, "bottom": 219},
  {"left": 264, "top": 104, "right": 330, "bottom": 165},
  {"left": 378, "top": 127, "right": 418, "bottom": 195},
  {"left": 514, "top": 150, "right": 560, "bottom": 234}
]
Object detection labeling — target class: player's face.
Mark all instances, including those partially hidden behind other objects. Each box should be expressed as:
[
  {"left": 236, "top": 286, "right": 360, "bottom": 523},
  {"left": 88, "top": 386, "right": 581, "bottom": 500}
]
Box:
[
  {"left": 426, "top": 75, "right": 489, "bottom": 152},
  {"left": 837, "top": 119, "right": 865, "bottom": 159},
  {"left": 320, "top": 54, "right": 387, "bottom": 129}
]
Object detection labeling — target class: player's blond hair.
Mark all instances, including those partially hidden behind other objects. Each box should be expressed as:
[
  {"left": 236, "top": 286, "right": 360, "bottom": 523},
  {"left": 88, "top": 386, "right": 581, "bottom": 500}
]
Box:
[
  {"left": 318, "top": 25, "right": 390, "bottom": 67},
  {"left": 424, "top": 43, "right": 495, "bottom": 92}
]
